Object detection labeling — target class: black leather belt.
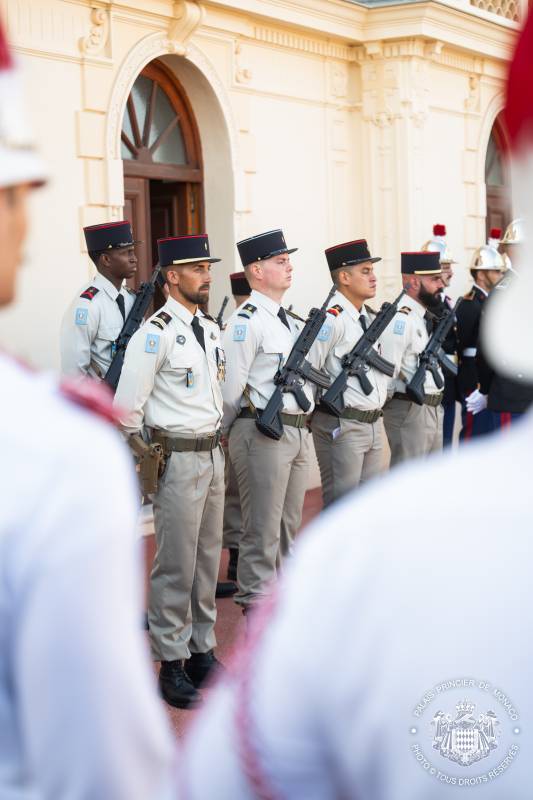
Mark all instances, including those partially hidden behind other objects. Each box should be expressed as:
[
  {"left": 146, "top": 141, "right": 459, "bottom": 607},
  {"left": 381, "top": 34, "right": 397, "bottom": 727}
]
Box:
[
  {"left": 152, "top": 431, "right": 221, "bottom": 452},
  {"left": 392, "top": 392, "right": 443, "bottom": 407},
  {"left": 238, "top": 408, "right": 309, "bottom": 428},
  {"left": 316, "top": 403, "right": 382, "bottom": 423}
]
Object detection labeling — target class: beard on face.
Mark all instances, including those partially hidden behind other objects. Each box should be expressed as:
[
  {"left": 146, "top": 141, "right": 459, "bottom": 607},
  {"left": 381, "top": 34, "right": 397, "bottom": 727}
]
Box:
[
  {"left": 181, "top": 284, "right": 210, "bottom": 305},
  {"left": 418, "top": 283, "right": 442, "bottom": 309}
]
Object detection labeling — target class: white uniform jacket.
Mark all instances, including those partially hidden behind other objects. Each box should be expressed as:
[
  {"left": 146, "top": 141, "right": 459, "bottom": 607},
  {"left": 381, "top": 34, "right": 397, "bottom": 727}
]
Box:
[
  {"left": 114, "top": 295, "right": 224, "bottom": 436},
  {"left": 60, "top": 272, "right": 135, "bottom": 379},
  {"left": 221, "top": 289, "right": 313, "bottom": 431},
  {"left": 310, "top": 290, "right": 391, "bottom": 411},
  {"left": 380, "top": 294, "right": 444, "bottom": 396}
]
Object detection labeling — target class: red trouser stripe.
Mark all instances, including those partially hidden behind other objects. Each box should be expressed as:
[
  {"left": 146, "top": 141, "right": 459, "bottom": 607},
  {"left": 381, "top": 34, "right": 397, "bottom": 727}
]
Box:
[{"left": 464, "top": 410, "right": 474, "bottom": 440}]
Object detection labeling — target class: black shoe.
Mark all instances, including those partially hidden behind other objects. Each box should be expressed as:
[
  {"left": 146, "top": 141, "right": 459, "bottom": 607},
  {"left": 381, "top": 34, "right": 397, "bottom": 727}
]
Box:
[
  {"left": 216, "top": 580, "right": 238, "bottom": 598},
  {"left": 186, "top": 650, "right": 225, "bottom": 688},
  {"left": 227, "top": 548, "right": 238, "bottom": 581},
  {"left": 159, "top": 660, "right": 201, "bottom": 709}
]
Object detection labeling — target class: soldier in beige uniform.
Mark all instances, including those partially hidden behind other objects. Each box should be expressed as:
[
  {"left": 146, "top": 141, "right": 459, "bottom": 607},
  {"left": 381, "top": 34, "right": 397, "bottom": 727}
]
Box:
[
  {"left": 310, "top": 239, "right": 390, "bottom": 506},
  {"left": 381, "top": 251, "right": 445, "bottom": 466},
  {"left": 115, "top": 233, "right": 225, "bottom": 709},
  {"left": 222, "top": 229, "right": 312, "bottom": 611},
  {"left": 60, "top": 220, "right": 138, "bottom": 379},
  {"left": 222, "top": 271, "right": 251, "bottom": 582}
]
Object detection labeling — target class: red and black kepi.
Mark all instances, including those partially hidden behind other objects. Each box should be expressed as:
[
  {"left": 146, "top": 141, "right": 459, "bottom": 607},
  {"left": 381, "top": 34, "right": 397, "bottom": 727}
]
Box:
[
  {"left": 157, "top": 234, "right": 221, "bottom": 267},
  {"left": 237, "top": 229, "right": 297, "bottom": 267},
  {"left": 84, "top": 220, "right": 138, "bottom": 252},
  {"left": 325, "top": 239, "right": 381, "bottom": 271},
  {"left": 401, "top": 251, "right": 442, "bottom": 275},
  {"left": 230, "top": 271, "right": 251, "bottom": 296}
]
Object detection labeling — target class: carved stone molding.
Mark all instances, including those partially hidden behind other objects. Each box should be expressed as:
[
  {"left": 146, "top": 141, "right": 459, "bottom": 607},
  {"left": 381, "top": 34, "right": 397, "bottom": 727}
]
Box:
[
  {"left": 79, "top": 7, "right": 110, "bottom": 57},
  {"left": 234, "top": 42, "right": 252, "bottom": 84},
  {"left": 465, "top": 74, "right": 481, "bottom": 111},
  {"left": 253, "top": 25, "right": 356, "bottom": 61},
  {"left": 168, "top": 0, "right": 204, "bottom": 56}
]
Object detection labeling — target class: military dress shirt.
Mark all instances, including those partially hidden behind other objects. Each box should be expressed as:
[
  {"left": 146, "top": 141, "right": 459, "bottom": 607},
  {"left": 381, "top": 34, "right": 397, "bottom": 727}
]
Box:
[
  {"left": 380, "top": 293, "right": 444, "bottom": 396},
  {"left": 221, "top": 288, "right": 313, "bottom": 431},
  {"left": 60, "top": 271, "right": 135, "bottom": 379},
  {"left": 0, "top": 354, "right": 176, "bottom": 800},
  {"left": 310, "top": 290, "right": 390, "bottom": 410},
  {"left": 115, "top": 295, "right": 224, "bottom": 436}
]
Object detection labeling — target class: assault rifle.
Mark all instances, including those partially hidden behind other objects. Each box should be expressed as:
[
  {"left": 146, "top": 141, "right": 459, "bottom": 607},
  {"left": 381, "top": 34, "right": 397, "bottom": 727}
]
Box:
[
  {"left": 104, "top": 264, "right": 162, "bottom": 392},
  {"left": 215, "top": 295, "right": 229, "bottom": 329},
  {"left": 405, "top": 297, "right": 462, "bottom": 405},
  {"left": 319, "top": 290, "right": 404, "bottom": 415},
  {"left": 256, "top": 286, "right": 336, "bottom": 440}
]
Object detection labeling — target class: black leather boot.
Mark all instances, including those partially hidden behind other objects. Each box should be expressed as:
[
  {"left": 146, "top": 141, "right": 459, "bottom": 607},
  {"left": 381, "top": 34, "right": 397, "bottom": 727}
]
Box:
[
  {"left": 159, "top": 660, "right": 201, "bottom": 709},
  {"left": 216, "top": 580, "right": 237, "bottom": 598},
  {"left": 186, "top": 650, "right": 225, "bottom": 688},
  {"left": 227, "top": 547, "right": 238, "bottom": 581}
]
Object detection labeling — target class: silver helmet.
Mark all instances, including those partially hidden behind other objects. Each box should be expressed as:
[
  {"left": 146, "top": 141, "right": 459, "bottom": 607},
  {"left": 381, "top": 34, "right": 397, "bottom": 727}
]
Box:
[
  {"left": 500, "top": 218, "right": 524, "bottom": 245},
  {"left": 470, "top": 244, "right": 506, "bottom": 271}
]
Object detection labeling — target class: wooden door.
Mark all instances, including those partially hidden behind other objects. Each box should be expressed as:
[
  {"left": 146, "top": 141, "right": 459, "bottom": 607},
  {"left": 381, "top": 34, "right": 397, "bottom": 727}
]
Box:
[{"left": 124, "top": 176, "right": 151, "bottom": 287}]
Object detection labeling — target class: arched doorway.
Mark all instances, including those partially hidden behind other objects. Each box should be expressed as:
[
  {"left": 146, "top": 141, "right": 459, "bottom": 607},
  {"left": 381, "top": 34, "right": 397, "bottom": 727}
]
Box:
[
  {"left": 121, "top": 60, "right": 204, "bottom": 294},
  {"left": 485, "top": 113, "right": 511, "bottom": 239}
]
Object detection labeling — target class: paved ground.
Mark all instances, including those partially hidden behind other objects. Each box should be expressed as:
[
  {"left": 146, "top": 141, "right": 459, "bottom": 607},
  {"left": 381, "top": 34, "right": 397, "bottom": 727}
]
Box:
[{"left": 143, "top": 486, "right": 323, "bottom": 738}]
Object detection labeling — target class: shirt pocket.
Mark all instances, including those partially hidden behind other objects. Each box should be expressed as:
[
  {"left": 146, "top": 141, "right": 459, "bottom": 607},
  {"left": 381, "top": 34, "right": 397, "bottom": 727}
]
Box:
[
  {"left": 95, "top": 325, "right": 122, "bottom": 355},
  {"left": 168, "top": 347, "right": 204, "bottom": 391}
]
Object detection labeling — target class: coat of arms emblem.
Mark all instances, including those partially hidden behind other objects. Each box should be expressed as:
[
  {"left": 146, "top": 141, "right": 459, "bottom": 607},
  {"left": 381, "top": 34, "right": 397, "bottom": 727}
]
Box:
[{"left": 431, "top": 701, "right": 499, "bottom": 766}]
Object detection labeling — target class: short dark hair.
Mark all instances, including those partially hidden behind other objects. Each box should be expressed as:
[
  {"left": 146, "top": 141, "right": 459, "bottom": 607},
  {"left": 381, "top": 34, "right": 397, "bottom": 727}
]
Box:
[{"left": 330, "top": 265, "right": 353, "bottom": 287}]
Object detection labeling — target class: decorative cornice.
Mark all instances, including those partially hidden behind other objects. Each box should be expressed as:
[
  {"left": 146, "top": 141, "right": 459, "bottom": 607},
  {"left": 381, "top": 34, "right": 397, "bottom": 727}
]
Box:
[{"left": 252, "top": 25, "right": 356, "bottom": 61}]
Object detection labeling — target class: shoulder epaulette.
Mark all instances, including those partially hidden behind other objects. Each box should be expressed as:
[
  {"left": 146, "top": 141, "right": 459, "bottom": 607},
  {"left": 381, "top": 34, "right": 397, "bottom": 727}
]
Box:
[
  {"left": 80, "top": 286, "right": 99, "bottom": 301},
  {"left": 327, "top": 304, "right": 344, "bottom": 317},
  {"left": 398, "top": 306, "right": 411, "bottom": 315},
  {"left": 151, "top": 310, "right": 172, "bottom": 331},
  {"left": 463, "top": 289, "right": 475, "bottom": 301},
  {"left": 286, "top": 307, "right": 306, "bottom": 323},
  {"left": 238, "top": 302, "right": 257, "bottom": 319}
]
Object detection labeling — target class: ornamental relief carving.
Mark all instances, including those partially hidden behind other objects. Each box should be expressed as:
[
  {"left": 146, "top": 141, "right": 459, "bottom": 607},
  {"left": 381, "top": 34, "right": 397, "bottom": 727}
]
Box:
[{"left": 79, "top": 7, "right": 110, "bottom": 57}]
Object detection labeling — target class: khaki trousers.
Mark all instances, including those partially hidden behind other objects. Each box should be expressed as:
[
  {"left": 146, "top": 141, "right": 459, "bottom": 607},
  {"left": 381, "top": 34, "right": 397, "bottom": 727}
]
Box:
[
  {"left": 383, "top": 397, "right": 443, "bottom": 467},
  {"left": 229, "top": 418, "right": 310, "bottom": 607},
  {"left": 311, "top": 410, "right": 388, "bottom": 507},
  {"left": 222, "top": 447, "right": 242, "bottom": 550},
  {"left": 148, "top": 446, "right": 225, "bottom": 662}
]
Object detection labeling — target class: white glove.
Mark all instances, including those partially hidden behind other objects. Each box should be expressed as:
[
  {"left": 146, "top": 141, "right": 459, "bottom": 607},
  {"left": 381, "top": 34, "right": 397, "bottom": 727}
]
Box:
[{"left": 466, "top": 389, "right": 488, "bottom": 415}]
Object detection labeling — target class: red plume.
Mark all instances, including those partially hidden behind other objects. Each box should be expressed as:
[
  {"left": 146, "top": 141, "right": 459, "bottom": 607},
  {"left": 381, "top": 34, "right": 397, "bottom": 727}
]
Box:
[
  {"left": 505, "top": 13, "right": 533, "bottom": 152},
  {"left": 490, "top": 227, "right": 502, "bottom": 239},
  {"left": 0, "top": 19, "right": 13, "bottom": 69},
  {"left": 433, "top": 224, "right": 446, "bottom": 236}
]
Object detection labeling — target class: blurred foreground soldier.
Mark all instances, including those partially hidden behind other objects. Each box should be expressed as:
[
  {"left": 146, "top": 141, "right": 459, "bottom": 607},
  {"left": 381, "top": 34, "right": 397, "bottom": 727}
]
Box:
[
  {"left": 0, "top": 21, "right": 176, "bottom": 799},
  {"left": 310, "top": 240, "right": 389, "bottom": 505},
  {"left": 456, "top": 230, "right": 506, "bottom": 440},
  {"left": 115, "top": 234, "right": 226, "bottom": 709},
  {"left": 60, "top": 220, "right": 138, "bottom": 378},
  {"left": 422, "top": 224, "right": 459, "bottom": 447},
  {"left": 223, "top": 271, "right": 251, "bottom": 583},
  {"left": 381, "top": 251, "right": 445, "bottom": 466},
  {"left": 222, "top": 230, "right": 311, "bottom": 611},
  {"left": 181, "top": 19, "right": 533, "bottom": 796}
]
